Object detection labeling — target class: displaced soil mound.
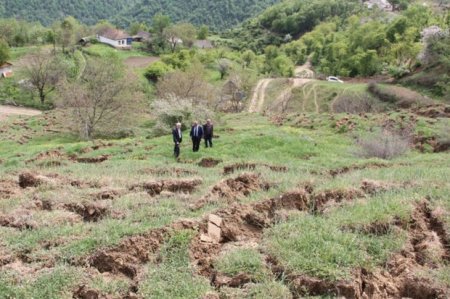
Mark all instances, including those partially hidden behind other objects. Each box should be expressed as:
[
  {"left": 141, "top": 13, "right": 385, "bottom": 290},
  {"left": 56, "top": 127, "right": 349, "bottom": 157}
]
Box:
[
  {"left": 130, "top": 178, "right": 202, "bottom": 196},
  {"left": 138, "top": 167, "right": 198, "bottom": 177},
  {"left": 191, "top": 173, "right": 270, "bottom": 210},
  {"left": 329, "top": 162, "right": 389, "bottom": 177},
  {"left": 89, "top": 225, "right": 180, "bottom": 279},
  {"left": 0, "top": 179, "right": 21, "bottom": 199},
  {"left": 198, "top": 158, "right": 222, "bottom": 168},
  {"left": 18, "top": 171, "right": 100, "bottom": 189},
  {"left": 0, "top": 209, "right": 37, "bottom": 230},
  {"left": 223, "top": 163, "right": 288, "bottom": 175},
  {"left": 412, "top": 104, "right": 450, "bottom": 119},
  {"left": 76, "top": 155, "right": 109, "bottom": 164},
  {"left": 64, "top": 201, "right": 110, "bottom": 222}
]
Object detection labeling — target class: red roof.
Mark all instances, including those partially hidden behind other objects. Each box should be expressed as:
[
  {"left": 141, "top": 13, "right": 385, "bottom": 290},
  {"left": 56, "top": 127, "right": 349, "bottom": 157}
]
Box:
[{"left": 98, "top": 28, "right": 130, "bottom": 40}]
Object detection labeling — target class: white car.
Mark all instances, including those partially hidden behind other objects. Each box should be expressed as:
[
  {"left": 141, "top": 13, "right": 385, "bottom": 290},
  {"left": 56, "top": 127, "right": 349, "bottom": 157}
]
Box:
[{"left": 326, "top": 76, "right": 344, "bottom": 83}]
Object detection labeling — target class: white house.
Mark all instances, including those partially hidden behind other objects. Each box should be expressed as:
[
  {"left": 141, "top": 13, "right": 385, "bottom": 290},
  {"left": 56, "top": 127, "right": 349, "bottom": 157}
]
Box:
[
  {"left": 97, "top": 28, "right": 132, "bottom": 49},
  {"left": 0, "top": 62, "right": 13, "bottom": 78},
  {"left": 365, "top": 0, "right": 393, "bottom": 11}
]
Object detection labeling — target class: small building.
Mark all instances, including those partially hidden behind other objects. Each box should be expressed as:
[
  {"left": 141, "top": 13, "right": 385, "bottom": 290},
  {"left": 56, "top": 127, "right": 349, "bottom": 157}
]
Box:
[
  {"left": 365, "top": 0, "right": 393, "bottom": 11},
  {"left": 97, "top": 28, "right": 132, "bottom": 49},
  {"left": 132, "top": 31, "right": 151, "bottom": 42},
  {"left": 0, "top": 62, "right": 13, "bottom": 78},
  {"left": 193, "top": 40, "right": 214, "bottom": 49}
]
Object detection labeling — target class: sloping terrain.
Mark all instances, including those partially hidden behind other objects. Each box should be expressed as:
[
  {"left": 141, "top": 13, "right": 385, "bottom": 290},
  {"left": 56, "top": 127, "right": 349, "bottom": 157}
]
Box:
[{"left": 0, "top": 105, "right": 449, "bottom": 298}]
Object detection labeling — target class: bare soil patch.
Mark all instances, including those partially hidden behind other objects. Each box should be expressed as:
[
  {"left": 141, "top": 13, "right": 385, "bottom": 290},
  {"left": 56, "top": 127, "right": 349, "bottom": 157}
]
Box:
[
  {"left": 0, "top": 209, "right": 37, "bottom": 230},
  {"left": 223, "top": 163, "right": 287, "bottom": 175},
  {"left": 130, "top": 178, "right": 202, "bottom": 196},
  {"left": 0, "top": 179, "right": 21, "bottom": 199},
  {"left": 64, "top": 201, "right": 110, "bottom": 222},
  {"left": 76, "top": 155, "right": 109, "bottom": 164},
  {"left": 329, "top": 162, "right": 390, "bottom": 177},
  {"left": 198, "top": 158, "right": 222, "bottom": 168},
  {"left": 124, "top": 56, "right": 159, "bottom": 68},
  {"left": 138, "top": 167, "right": 198, "bottom": 177},
  {"left": 190, "top": 173, "right": 270, "bottom": 210}
]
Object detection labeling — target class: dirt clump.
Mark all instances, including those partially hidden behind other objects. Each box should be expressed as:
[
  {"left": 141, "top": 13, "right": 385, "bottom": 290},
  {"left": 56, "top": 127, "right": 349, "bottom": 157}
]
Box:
[
  {"left": 64, "top": 201, "right": 110, "bottom": 222},
  {"left": 0, "top": 179, "right": 21, "bottom": 199},
  {"left": 138, "top": 167, "right": 198, "bottom": 177},
  {"left": 73, "top": 285, "right": 106, "bottom": 299},
  {"left": 199, "top": 158, "right": 222, "bottom": 168},
  {"left": 413, "top": 104, "right": 450, "bottom": 118},
  {"left": 214, "top": 273, "right": 254, "bottom": 288},
  {"left": 26, "top": 149, "right": 66, "bottom": 164},
  {"left": 92, "top": 189, "right": 125, "bottom": 200},
  {"left": 76, "top": 155, "right": 109, "bottom": 164},
  {"left": 329, "top": 162, "right": 389, "bottom": 177},
  {"left": 130, "top": 178, "right": 202, "bottom": 196},
  {"left": 18, "top": 172, "right": 52, "bottom": 188},
  {"left": 191, "top": 173, "right": 269, "bottom": 210},
  {"left": 223, "top": 163, "right": 257, "bottom": 175},
  {"left": 89, "top": 228, "right": 167, "bottom": 279},
  {"left": 0, "top": 209, "right": 37, "bottom": 230},
  {"left": 360, "top": 179, "right": 399, "bottom": 194},
  {"left": 313, "top": 188, "right": 365, "bottom": 211}
]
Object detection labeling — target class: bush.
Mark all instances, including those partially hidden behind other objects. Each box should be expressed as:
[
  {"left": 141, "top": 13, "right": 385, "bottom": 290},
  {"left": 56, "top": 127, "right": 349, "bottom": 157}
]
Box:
[
  {"left": 144, "top": 61, "right": 173, "bottom": 82},
  {"left": 151, "top": 94, "right": 215, "bottom": 136},
  {"left": 356, "top": 130, "right": 410, "bottom": 159}
]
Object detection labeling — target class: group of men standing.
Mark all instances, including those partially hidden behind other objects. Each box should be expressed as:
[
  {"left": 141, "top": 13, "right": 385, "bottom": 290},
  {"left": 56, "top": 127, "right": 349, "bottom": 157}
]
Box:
[{"left": 172, "top": 119, "right": 214, "bottom": 158}]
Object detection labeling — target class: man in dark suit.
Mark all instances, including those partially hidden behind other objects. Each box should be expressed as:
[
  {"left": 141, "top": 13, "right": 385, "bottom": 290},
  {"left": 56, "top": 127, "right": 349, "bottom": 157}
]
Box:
[
  {"left": 203, "top": 119, "right": 214, "bottom": 148},
  {"left": 172, "top": 122, "right": 182, "bottom": 158},
  {"left": 190, "top": 121, "right": 203, "bottom": 152}
]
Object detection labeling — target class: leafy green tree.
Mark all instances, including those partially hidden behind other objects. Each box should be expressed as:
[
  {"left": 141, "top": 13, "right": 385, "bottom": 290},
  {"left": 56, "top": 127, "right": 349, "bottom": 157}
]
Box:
[
  {"left": 197, "top": 25, "right": 209, "bottom": 39},
  {"left": 128, "top": 22, "right": 148, "bottom": 35},
  {"left": 152, "top": 14, "right": 171, "bottom": 36},
  {"left": 242, "top": 49, "right": 256, "bottom": 68},
  {"left": 0, "top": 39, "right": 10, "bottom": 64},
  {"left": 144, "top": 61, "right": 173, "bottom": 82}
]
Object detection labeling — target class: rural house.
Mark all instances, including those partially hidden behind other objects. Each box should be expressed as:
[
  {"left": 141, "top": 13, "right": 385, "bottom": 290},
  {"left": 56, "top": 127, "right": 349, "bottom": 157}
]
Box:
[
  {"left": 193, "top": 40, "right": 214, "bottom": 49},
  {"left": 364, "top": 0, "right": 393, "bottom": 11},
  {"left": 97, "top": 28, "right": 132, "bottom": 49},
  {"left": 0, "top": 62, "right": 13, "bottom": 78},
  {"left": 132, "top": 31, "right": 151, "bottom": 42}
]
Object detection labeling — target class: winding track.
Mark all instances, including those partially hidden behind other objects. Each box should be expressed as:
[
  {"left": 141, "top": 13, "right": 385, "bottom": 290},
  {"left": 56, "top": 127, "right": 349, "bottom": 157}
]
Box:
[{"left": 0, "top": 105, "right": 42, "bottom": 121}]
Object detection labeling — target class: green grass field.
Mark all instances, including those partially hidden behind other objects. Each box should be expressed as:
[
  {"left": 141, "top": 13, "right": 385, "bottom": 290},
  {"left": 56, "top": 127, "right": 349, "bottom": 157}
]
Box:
[{"left": 0, "top": 104, "right": 449, "bottom": 298}]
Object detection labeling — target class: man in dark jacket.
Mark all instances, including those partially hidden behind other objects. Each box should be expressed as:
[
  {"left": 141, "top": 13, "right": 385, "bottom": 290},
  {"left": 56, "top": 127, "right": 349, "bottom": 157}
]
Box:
[
  {"left": 190, "top": 121, "right": 203, "bottom": 152},
  {"left": 203, "top": 119, "right": 214, "bottom": 148},
  {"left": 172, "top": 122, "right": 182, "bottom": 158}
]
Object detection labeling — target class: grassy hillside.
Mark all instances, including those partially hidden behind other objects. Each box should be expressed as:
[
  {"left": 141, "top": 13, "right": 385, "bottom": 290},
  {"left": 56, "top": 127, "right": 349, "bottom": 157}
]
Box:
[{"left": 0, "top": 105, "right": 449, "bottom": 298}]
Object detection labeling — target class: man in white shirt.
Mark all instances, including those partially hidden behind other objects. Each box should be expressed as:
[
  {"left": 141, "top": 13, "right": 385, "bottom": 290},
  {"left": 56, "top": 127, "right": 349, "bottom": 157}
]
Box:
[{"left": 172, "top": 122, "right": 182, "bottom": 158}]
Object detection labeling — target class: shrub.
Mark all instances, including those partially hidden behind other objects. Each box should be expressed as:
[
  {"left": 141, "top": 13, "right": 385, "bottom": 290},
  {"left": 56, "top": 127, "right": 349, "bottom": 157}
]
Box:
[
  {"left": 356, "top": 130, "right": 410, "bottom": 159},
  {"left": 144, "top": 61, "right": 173, "bottom": 82},
  {"left": 151, "top": 94, "right": 215, "bottom": 136}
]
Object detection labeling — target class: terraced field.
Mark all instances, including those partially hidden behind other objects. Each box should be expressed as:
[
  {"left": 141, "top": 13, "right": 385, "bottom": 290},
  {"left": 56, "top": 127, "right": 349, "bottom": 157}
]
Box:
[{"left": 0, "top": 106, "right": 449, "bottom": 298}]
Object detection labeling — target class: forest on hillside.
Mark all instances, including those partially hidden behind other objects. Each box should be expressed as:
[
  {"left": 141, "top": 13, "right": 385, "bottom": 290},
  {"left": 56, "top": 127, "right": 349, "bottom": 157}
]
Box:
[{"left": 0, "top": 0, "right": 279, "bottom": 30}]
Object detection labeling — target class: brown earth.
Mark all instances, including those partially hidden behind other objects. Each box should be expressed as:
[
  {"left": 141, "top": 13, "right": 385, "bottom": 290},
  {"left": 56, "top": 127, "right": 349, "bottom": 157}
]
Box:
[
  {"left": 190, "top": 173, "right": 270, "bottom": 210},
  {"left": 329, "top": 162, "right": 390, "bottom": 177},
  {"left": 64, "top": 201, "right": 110, "bottom": 222},
  {"left": 76, "top": 155, "right": 110, "bottom": 164},
  {"left": 223, "top": 163, "right": 288, "bottom": 175},
  {"left": 138, "top": 167, "right": 198, "bottom": 177},
  {"left": 0, "top": 208, "right": 37, "bottom": 230},
  {"left": 130, "top": 178, "right": 202, "bottom": 196},
  {"left": 198, "top": 158, "right": 222, "bottom": 168},
  {"left": 0, "top": 179, "right": 21, "bottom": 199}
]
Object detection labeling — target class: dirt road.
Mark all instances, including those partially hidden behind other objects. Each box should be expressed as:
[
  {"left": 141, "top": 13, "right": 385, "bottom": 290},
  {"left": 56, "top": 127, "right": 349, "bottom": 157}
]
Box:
[
  {"left": 124, "top": 56, "right": 160, "bottom": 68},
  {"left": 0, "top": 105, "right": 42, "bottom": 121},
  {"left": 248, "top": 79, "right": 272, "bottom": 113}
]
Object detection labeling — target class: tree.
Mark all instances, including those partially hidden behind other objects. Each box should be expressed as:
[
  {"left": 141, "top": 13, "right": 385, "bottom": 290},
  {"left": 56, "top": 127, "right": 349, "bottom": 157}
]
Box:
[
  {"left": 144, "top": 61, "right": 173, "bottom": 82},
  {"left": 164, "top": 23, "right": 197, "bottom": 52},
  {"left": 241, "top": 49, "right": 256, "bottom": 68},
  {"left": 60, "top": 56, "right": 141, "bottom": 139},
  {"left": 152, "top": 14, "right": 171, "bottom": 36},
  {"left": 197, "top": 25, "right": 209, "bottom": 39},
  {"left": 24, "top": 52, "right": 64, "bottom": 104},
  {"left": 56, "top": 17, "right": 79, "bottom": 53},
  {"left": 0, "top": 39, "right": 10, "bottom": 64},
  {"left": 217, "top": 58, "right": 231, "bottom": 79},
  {"left": 129, "top": 22, "right": 148, "bottom": 35},
  {"left": 156, "top": 62, "right": 217, "bottom": 105}
]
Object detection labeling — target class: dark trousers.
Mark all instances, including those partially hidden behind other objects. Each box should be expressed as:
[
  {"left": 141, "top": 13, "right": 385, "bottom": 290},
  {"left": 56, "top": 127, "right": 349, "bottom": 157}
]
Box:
[
  {"left": 192, "top": 137, "right": 201, "bottom": 152},
  {"left": 174, "top": 143, "right": 180, "bottom": 158},
  {"left": 204, "top": 136, "right": 213, "bottom": 148}
]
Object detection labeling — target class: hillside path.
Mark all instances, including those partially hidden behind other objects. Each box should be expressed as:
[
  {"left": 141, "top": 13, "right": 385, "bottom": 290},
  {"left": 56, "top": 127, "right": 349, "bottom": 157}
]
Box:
[
  {"left": 248, "top": 79, "right": 272, "bottom": 113},
  {"left": 0, "top": 105, "right": 42, "bottom": 121}
]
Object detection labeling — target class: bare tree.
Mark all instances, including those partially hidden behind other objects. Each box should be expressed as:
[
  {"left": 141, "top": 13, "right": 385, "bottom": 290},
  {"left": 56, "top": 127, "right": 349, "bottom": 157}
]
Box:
[
  {"left": 60, "top": 56, "right": 142, "bottom": 139},
  {"left": 23, "top": 52, "right": 64, "bottom": 104},
  {"left": 156, "top": 63, "right": 217, "bottom": 106}
]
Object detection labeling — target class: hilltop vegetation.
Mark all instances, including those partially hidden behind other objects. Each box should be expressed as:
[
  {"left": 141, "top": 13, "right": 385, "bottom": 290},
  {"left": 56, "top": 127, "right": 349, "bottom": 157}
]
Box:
[{"left": 0, "top": 0, "right": 279, "bottom": 31}]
